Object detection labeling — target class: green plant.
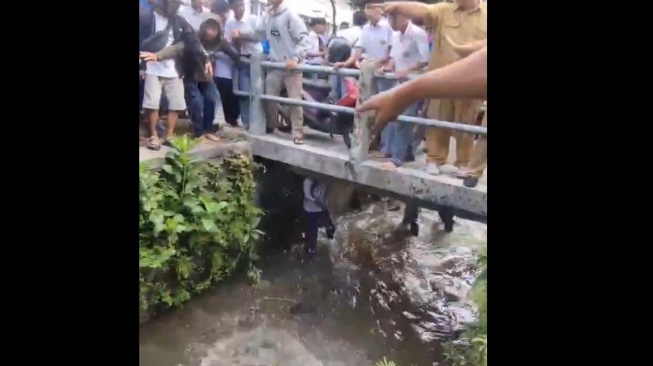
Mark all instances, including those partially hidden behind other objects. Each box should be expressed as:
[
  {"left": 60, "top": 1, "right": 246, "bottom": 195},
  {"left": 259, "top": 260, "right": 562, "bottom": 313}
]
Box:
[
  {"left": 376, "top": 357, "right": 397, "bottom": 366},
  {"left": 443, "top": 249, "right": 487, "bottom": 366},
  {"left": 139, "top": 136, "right": 263, "bottom": 313}
]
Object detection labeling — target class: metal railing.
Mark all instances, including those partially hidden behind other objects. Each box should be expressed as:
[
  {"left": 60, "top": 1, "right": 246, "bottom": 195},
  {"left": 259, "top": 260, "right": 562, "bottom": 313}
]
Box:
[{"left": 233, "top": 53, "right": 487, "bottom": 159}]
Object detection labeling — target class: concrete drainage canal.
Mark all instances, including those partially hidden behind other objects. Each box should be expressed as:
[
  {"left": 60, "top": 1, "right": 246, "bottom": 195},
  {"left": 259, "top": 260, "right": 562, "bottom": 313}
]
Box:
[{"left": 139, "top": 158, "right": 487, "bottom": 366}]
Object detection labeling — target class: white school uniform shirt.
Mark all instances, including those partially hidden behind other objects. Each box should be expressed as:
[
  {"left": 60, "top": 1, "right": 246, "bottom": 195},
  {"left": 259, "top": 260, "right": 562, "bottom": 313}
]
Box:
[
  {"left": 225, "top": 14, "right": 263, "bottom": 55},
  {"left": 354, "top": 18, "right": 393, "bottom": 61},
  {"left": 178, "top": 5, "right": 210, "bottom": 31},
  {"left": 214, "top": 52, "right": 234, "bottom": 79},
  {"left": 146, "top": 11, "right": 178, "bottom": 78},
  {"left": 390, "top": 21, "right": 430, "bottom": 72},
  {"left": 333, "top": 25, "right": 362, "bottom": 46},
  {"left": 307, "top": 30, "right": 323, "bottom": 64},
  {"left": 214, "top": 14, "right": 235, "bottom": 79}
]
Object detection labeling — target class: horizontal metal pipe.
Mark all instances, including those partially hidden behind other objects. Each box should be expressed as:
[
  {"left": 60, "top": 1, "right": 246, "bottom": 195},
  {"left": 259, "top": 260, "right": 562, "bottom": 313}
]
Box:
[
  {"left": 398, "top": 115, "right": 487, "bottom": 135},
  {"left": 253, "top": 94, "right": 487, "bottom": 135},
  {"left": 239, "top": 86, "right": 486, "bottom": 113},
  {"left": 260, "top": 61, "right": 361, "bottom": 77},
  {"left": 243, "top": 59, "right": 490, "bottom": 100},
  {"left": 259, "top": 94, "right": 355, "bottom": 114}
]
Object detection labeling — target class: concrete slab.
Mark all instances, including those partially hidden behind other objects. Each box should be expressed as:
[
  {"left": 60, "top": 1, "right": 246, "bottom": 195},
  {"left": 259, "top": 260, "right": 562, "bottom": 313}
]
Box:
[
  {"left": 139, "top": 108, "right": 486, "bottom": 218},
  {"left": 139, "top": 137, "right": 252, "bottom": 168},
  {"left": 241, "top": 127, "right": 487, "bottom": 218}
]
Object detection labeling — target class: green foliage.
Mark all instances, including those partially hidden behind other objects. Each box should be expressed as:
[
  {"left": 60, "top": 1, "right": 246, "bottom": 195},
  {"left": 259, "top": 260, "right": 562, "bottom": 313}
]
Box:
[
  {"left": 376, "top": 357, "right": 397, "bottom": 366},
  {"left": 443, "top": 249, "right": 487, "bottom": 366},
  {"left": 139, "top": 136, "right": 264, "bottom": 312}
]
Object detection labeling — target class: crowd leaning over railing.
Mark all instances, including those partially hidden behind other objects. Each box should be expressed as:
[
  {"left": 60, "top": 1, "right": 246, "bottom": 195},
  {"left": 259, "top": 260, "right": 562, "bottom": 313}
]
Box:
[{"left": 139, "top": 0, "right": 487, "bottom": 188}]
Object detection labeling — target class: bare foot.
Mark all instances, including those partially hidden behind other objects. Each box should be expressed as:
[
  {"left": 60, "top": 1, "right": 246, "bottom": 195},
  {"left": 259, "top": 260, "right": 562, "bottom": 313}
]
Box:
[
  {"left": 204, "top": 133, "right": 223, "bottom": 142},
  {"left": 379, "top": 161, "right": 398, "bottom": 171}
]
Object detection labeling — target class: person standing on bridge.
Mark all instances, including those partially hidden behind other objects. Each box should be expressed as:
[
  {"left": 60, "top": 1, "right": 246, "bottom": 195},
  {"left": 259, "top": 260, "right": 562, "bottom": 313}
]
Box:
[
  {"left": 357, "top": 44, "right": 487, "bottom": 131},
  {"left": 225, "top": 0, "right": 264, "bottom": 130},
  {"left": 307, "top": 18, "right": 328, "bottom": 66},
  {"left": 209, "top": 0, "right": 238, "bottom": 128},
  {"left": 140, "top": 11, "right": 241, "bottom": 142},
  {"left": 377, "top": 10, "right": 430, "bottom": 171},
  {"left": 179, "top": 0, "right": 211, "bottom": 31},
  {"left": 334, "top": 0, "right": 394, "bottom": 156},
  {"left": 446, "top": 37, "right": 487, "bottom": 188},
  {"left": 255, "top": 0, "right": 312, "bottom": 144},
  {"left": 139, "top": 0, "right": 210, "bottom": 150},
  {"left": 371, "top": 0, "right": 487, "bottom": 176}
]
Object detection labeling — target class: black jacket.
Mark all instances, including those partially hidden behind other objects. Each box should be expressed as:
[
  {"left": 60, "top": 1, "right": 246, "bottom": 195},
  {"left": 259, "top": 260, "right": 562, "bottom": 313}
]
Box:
[{"left": 138, "top": 10, "right": 208, "bottom": 77}]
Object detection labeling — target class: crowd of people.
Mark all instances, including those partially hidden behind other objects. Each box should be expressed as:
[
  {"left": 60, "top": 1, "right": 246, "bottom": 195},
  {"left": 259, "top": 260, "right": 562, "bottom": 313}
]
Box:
[{"left": 139, "top": 0, "right": 487, "bottom": 188}]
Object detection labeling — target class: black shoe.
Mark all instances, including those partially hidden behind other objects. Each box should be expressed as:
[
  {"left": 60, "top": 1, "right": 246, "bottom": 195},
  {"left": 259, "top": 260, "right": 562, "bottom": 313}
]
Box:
[
  {"left": 266, "top": 126, "right": 275, "bottom": 134},
  {"left": 409, "top": 222, "right": 419, "bottom": 236},
  {"left": 463, "top": 176, "right": 479, "bottom": 188},
  {"left": 325, "top": 226, "right": 335, "bottom": 239},
  {"left": 444, "top": 221, "right": 454, "bottom": 233}
]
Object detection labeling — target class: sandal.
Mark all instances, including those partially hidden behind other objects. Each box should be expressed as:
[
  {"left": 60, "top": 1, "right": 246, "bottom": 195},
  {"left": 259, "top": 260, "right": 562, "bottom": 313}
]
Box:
[
  {"left": 293, "top": 134, "right": 305, "bottom": 145},
  {"left": 147, "top": 137, "right": 161, "bottom": 151}
]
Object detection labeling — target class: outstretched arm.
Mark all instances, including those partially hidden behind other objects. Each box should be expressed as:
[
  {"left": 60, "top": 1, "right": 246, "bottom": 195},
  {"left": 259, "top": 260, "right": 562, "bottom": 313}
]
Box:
[
  {"left": 357, "top": 46, "right": 487, "bottom": 131},
  {"left": 371, "top": 2, "right": 447, "bottom": 27},
  {"left": 401, "top": 46, "right": 487, "bottom": 100}
]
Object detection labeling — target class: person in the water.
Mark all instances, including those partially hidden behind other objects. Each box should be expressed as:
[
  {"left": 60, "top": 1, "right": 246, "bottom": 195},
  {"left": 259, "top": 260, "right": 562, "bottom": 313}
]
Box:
[{"left": 302, "top": 178, "right": 335, "bottom": 256}]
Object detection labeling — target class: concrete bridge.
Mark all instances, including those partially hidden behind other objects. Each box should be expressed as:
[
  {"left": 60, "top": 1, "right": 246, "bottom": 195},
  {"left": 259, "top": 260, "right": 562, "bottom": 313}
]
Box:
[
  {"left": 140, "top": 56, "right": 487, "bottom": 222},
  {"left": 139, "top": 125, "right": 486, "bottom": 222}
]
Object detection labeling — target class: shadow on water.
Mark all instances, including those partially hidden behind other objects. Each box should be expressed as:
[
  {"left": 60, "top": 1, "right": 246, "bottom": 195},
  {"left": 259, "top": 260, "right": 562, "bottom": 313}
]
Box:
[{"left": 139, "top": 198, "right": 486, "bottom": 366}]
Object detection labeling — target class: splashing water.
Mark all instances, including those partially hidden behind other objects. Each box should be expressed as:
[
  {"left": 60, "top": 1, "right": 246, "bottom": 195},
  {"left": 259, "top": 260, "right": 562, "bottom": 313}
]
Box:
[{"left": 140, "top": 203, "right": 487, "bottom": 366}]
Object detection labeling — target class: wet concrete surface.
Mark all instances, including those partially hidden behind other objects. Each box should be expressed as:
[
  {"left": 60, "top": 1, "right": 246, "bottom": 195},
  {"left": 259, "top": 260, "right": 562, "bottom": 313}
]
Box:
[{"left": 139, "top": 202, "right": 486, "bottom": 366}]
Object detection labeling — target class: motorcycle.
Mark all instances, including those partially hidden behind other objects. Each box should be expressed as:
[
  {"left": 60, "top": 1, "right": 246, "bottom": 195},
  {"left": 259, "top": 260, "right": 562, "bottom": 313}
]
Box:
[{"left": 276, "top": 76, "right": 358, "bottom": 149}]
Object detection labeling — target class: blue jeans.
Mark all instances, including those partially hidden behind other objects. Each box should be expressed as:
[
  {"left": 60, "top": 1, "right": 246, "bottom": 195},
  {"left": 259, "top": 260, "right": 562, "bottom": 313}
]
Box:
[
  {"left": 387, "top": 102, "right": 420, "bottom": 165},
  {"left": 375, "top": 79, "right": 396, "bottom": 155},
  {"left": 184, "top": 79, "right": 218, "bottom": 137},
  {"left": 236, "top": 65, "right": 251, "bottom": 128},
  {"left": 331, "top": 75, "right": 347, "bottom": 100}
]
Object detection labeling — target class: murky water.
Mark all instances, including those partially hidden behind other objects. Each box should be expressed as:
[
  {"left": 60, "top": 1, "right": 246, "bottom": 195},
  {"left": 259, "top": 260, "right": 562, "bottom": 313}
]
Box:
[{"left": 139, "top": 203, "right": 487, "bottom": 366}]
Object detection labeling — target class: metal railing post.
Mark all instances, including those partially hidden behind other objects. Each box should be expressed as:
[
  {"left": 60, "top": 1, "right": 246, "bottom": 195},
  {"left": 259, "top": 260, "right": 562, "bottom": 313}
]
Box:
[
  {"left": 349, "top": 60, "right": 376, "bottom": 164},
  {"left": 248, "top": 53, "right": 266, "bottom": 135}
]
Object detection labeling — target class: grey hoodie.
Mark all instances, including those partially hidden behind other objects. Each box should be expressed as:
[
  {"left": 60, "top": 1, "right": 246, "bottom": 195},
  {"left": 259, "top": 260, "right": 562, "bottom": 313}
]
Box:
[{"left": 255, "top": 1, "right": 312, "bottom": 63}]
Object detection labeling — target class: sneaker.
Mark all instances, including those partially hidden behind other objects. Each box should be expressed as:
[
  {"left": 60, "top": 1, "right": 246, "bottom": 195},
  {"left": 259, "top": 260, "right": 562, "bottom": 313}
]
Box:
[{"left": 426, "top": 163, "right": 440, "bottom": 175}]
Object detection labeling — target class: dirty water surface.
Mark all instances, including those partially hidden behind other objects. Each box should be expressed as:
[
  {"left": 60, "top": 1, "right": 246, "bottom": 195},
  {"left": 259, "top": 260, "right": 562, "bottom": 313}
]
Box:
[{"left": 139, "top": 203, "right": 487, "bottom": 366}]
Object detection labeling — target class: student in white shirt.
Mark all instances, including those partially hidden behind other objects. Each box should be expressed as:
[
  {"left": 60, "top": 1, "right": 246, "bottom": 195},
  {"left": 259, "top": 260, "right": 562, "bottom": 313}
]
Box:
[
  {"left": 224, "top": 0, "right": 263, "bottom": 130},
  {"left": 306, "top": 18, "right": 327, "bottom": 65},
  {"left": 333, "top": 0, "right": 393, "bottom": 156},
  {"left": 178, "top": 0, "right": 210, "bottom": 31},
  {"left": 378, "top": 13, "right": 430, "bottom": 171},
  {"left": 139, "top": 0, "right": 197, "bottom": 151},
  {"left": 334, "top": 4, "right": 392, "bottom": 67},
  {"left": 210, "top": 0, "right": 239, "bottom": 127},
  {"left": 327, "top": 11, "right": 366, "bottom": 100},
  {"left": 331, "top": 11, "right": 366, "bottom": 48}
]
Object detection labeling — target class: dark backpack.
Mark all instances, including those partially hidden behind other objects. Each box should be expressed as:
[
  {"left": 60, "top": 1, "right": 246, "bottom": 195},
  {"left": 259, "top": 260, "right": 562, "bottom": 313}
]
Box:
[{"left": 139, "top": 11, "right": 182, "bottom": 53}]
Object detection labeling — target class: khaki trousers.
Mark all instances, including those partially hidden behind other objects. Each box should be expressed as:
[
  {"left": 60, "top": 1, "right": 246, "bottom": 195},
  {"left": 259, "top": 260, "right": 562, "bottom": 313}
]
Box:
[
  {"left": 466, "top": 111, "right": 487, "bottom": 178},
  {"left": 265, "top": 70, "right": 304, "bottom": 133},
  {"left": 425, "top": 99, "right": 482, "bottom": 167}
]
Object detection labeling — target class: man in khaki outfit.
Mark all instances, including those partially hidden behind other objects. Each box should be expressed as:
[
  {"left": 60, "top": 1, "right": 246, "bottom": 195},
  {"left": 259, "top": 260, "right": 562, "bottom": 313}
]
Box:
[
  {"left": 374, "top": 0, "right": 487, "bottom": 175},
  {"left": 447, "top": 37, "right": 487, "bottom": 187}
]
